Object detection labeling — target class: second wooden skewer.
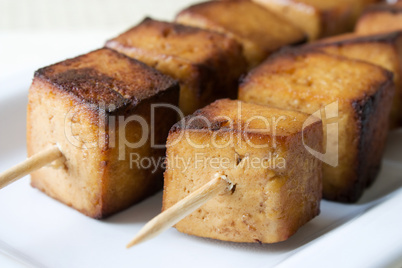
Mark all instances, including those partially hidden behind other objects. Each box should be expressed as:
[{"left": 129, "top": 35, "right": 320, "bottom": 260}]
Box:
[{"left": 126, "top": 173, "right": 233, "bottom": 248}]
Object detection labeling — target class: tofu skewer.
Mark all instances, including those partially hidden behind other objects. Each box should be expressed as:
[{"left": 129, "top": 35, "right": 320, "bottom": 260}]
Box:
[
  {"left": 127, "top": 173, "right": 233, "bottom": 248},
  {"left": 0, "top": 1, "right": 309, "bottom": 214},
  {"left": 0, "top": 146, "right": 63, "bottom": 190},
  {"left": 0, "top": 0, "right": 394, "bottom": 249}
]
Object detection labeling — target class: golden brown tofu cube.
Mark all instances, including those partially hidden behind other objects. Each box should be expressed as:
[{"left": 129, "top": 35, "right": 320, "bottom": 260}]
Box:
[
  {"left": 306, "top": 31, "right": 402, "bottom": 128},
  {"left": 252, "top": 0, "right": 379, "bottom": 41},
  {"left": 106, "top": 18, "right": 247, "bottom": 115},
  {"left": 27, "top": 48, "right": 179, "bottom": 218},
  {"left": 239, "top": 50, "right": 394, "bottom": 202},
  {"left": 163, "top": 99, "right": 323, "bottom": 243},
  {"left": 176, "top": 0, "right": 307, "bottom": 68},
  {"left": 356, "top": 3, "right": 402, "bottom": 35}
]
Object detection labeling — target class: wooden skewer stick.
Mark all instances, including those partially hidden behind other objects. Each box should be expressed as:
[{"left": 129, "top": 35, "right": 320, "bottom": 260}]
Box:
[
  {"left": 0, "top": 145, "right": 63, "bottom": 190},
  {"left": 126, "top": 173, "right": 233, "bottom": 248}
]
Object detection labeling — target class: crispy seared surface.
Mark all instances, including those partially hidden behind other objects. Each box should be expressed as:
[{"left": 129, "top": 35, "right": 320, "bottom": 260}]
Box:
[
  {"left": 163, "top": 99, "right": 322, "bottom": 243},
  {"left": 356, "top": 3, "right": 402, "bottom": 34},
  {"left": 239, "top": 49, "right": 394, "bottom": 202},
  {"left": 28, "top": 48, "right": 179, "bottom": 218},
  {"left": 176, "top": 0, "right": 306, "bottom": 68},
  {"left": 106, "top": 18, "right": 247, "bottom": 115},
  {"left": 35, "top": 48, "right": 177, "bottom": 114},
  {"left": 307, "top": 31, "right": 402, "bottom": 127}
]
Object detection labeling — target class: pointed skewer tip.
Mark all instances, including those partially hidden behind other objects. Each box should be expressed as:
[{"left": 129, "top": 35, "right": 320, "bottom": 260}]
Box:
[{"left": 126, "top": 172, "right": 233, "bottom": 249}]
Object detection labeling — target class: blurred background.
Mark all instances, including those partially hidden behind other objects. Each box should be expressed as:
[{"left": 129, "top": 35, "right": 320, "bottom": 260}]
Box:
[{"left": 0, "top": 0, "right": 194, "bottom": 81}]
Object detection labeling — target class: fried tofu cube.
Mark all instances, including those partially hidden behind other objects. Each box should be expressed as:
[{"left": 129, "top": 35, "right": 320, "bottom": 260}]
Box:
[
  {"left": 355, "top": 3, "right": 402, "bottom": 35},
  {"left": 106, "top": 18, "right": 247, "bottom": 115},
  {"left": 27, "top": 48, "right": 179, "bottom": 218},
  {"left": 252, "top": 0, "right": 379, "bottom": 41},
  {"left": 239, "top": 50, "right": 394, "bottom": 202},
  {"left": 163, "top": 99, "right": 323, "bottom": 243},
  {"left": 306, "top": 31, "right": 402, "bottom": 128},
  {"left": 175, "top": 0, "right": 307, "bottom": 68}
]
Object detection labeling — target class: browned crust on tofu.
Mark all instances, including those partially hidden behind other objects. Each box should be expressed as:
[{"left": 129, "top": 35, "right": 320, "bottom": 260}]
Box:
[
  {"left": 239, "top": 49, "right": 394, "bottom": 203},
  {"left": 106, "top": 18, "right": 247, "bottom": 115},
  {"left": 28, "top": 48, "right": 180, "bottom": 219},
  {"left": 347, "top": 81, "right": 393, "bottom": 202},
  {"left": 163, "top": 99, "right": 323, "bottom": 243},
  {"left": 325, "top": 78, "right": 394, "bottom": 202},
  {"left": 35, "top": 48, "right": 179, "bottom": 116}
]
